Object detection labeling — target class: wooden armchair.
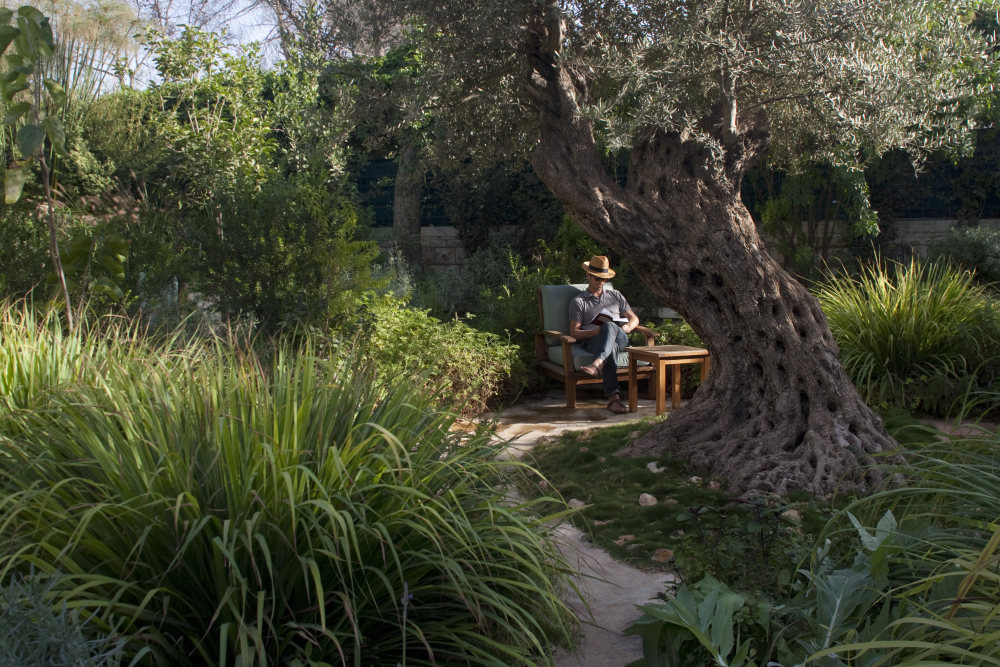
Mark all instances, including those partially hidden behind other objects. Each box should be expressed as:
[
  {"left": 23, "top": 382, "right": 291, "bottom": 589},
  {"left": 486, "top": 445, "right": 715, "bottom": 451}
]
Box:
[{"left": 534, "top": 284, "right": 660, "bottom": 408}]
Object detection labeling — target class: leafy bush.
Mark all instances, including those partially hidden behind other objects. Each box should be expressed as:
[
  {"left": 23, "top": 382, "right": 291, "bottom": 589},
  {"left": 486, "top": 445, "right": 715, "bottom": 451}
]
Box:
[
  {"left": 185, "top": 170, "right": 382, "bottom": 329},
  {"left": 362, "top": 294, "right": 521, "bottom": 413},
  {"left": 467, "top": 244, "right": 549, "bottom": 334},
  {"left": 932, "top": 225, "right": 1000, "bottom": 289},
  {"left": 0, "top": 309, "right": 577, "bottom": 665},
  {"left": 814, "top": 256, "right": 1000, "bottom": 415},
  {"left": 0, "top": 206, "right": 48, "bottom": 300},
  {"left": 411, "top": 265, "right": 477, "bottom": 317},
  {"left": 646, "top": 319, "right": 702, "bottom": 348},
  {"left": 0, "top": 572, "right": 124, "bottom": 666}
]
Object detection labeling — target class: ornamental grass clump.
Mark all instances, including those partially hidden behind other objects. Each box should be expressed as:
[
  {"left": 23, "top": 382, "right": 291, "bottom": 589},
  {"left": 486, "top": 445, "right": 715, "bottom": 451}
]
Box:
[
  {"left": 814, "top": 256, "right": 999, "bottom": 414},
  {"left": 0, "top": 307, "right": 577, "bottom": 665},
  {"left": 0, "top": 301, "right": 146, "bottom": 417}
]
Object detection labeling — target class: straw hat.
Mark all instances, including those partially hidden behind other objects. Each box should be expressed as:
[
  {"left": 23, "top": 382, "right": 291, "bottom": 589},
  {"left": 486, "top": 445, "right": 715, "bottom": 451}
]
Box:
[{"left": 582, "top": 255, "right": 615, "bottom": 279}]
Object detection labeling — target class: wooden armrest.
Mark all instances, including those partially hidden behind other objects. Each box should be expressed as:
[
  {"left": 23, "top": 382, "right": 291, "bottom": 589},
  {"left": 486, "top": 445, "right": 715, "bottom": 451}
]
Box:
[
  {"left": 560, "top": 336, "right": 576, "bottom": 374},
  {"left": 635, "top": 325, "right": 660, "bottom": 346},
  {"left": 534, "top": 330, "right": 577, "bottom": 361}
]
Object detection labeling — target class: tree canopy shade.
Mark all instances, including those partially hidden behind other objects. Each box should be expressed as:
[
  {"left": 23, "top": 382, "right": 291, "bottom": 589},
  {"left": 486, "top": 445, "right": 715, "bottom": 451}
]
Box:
[{"left": 398, "top": 0, "right": 1000, "bottom": 496}]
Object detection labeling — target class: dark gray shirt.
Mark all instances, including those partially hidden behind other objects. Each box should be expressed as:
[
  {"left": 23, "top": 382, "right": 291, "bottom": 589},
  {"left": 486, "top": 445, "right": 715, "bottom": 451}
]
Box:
[{"left": 568, "top": 288, "right": 632, "bottom": 329}]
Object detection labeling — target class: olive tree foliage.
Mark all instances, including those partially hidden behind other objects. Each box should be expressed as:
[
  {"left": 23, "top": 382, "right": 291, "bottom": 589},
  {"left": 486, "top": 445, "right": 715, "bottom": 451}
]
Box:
[
  {"left": 246, "top": 0, "right": 402, "bottom": 58},
  {"left": 397, "top": 0, "right": 998, "bottom": 496},
  {"left": 406, "top": 0, "right": 992, "bottom": 168}
]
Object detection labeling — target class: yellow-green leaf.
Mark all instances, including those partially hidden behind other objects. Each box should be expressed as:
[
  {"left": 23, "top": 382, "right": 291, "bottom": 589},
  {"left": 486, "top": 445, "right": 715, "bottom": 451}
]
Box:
[
  {"left": 5, "top": 164, "right": 28, "bottom": 203},
  {"left": 42, "top": 78, "right": 65, "bottom": 109}
]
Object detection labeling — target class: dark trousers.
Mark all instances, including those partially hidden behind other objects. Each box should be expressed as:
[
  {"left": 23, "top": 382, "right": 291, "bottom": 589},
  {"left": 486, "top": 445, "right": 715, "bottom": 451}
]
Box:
[{"left": 582, "top": 323, "right": 628, "bottom": 398}]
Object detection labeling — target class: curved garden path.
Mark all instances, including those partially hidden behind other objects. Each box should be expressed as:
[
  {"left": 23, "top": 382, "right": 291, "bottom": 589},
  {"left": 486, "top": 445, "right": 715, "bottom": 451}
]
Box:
[{"left": 488, "top": 391, "right": 676, "bottom": 667}]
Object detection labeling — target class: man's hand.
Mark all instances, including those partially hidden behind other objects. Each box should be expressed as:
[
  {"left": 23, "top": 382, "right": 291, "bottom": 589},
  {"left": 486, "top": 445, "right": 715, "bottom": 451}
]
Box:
[{"left": 623, "top": 309, "right": 640, "bottom": 335}]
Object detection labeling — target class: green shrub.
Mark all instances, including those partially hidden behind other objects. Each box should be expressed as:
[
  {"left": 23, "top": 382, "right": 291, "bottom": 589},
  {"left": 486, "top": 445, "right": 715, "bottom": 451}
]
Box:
[
  {"left": 814, "top": 256, "right": 1000, "bottom": 415},
  {"left": 0, "top": 310, "right": 576, "bottom": 665},
  {"left": 411, "top": 265, "right": 477, "bottom": 318},
  {"left": 187, "top": 171, "right": 382, "bottom": 330},
  {"left": 467, "top": 243, "right": 569, "bottom": 337},
  {"left": 362, "top": 294, "right": 520, "bottom": 413},
  {"left": 646, "top": 319, "right": 703, "bottom": 348},
  {"left": 0, "top": 572, "right": 124, "bottom": 666},
  {"left": 932, "top": 225, "right": 1000, "bottom": 289},
  {"left": 0, "top": 206, "right": 48, "bottom": 300}
]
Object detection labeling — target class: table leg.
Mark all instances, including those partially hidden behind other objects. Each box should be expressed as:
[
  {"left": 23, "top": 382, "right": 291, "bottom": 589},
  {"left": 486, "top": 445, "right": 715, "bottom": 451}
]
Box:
[
  {"left": 656, "top": 360, "right": 666, "bottom": 415},
  {"left": 672, "top": 364, "right": 682, "bottom": 409},
  {"left": 628, "top": 355, "right": 638, "bottom": 413},
  {"left": 701, "top": 356, "right": 710, "bottom": 382}
]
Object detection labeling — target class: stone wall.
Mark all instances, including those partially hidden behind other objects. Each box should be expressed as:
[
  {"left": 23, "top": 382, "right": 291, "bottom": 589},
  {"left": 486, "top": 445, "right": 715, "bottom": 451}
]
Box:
[
  {"left": 883, "top": 218, "right": 1000, "bottom": 257},
  {"left": 419, "top": 226, "right": 468, "bottom": 271},
  {"left": 373, "top": 219, "right": 1000, "bottom": 273}
]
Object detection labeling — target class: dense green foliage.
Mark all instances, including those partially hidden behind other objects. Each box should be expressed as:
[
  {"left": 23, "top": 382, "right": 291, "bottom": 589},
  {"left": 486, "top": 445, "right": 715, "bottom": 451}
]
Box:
[
  {"left": 814, "top": 256, "right": 1000, "bottom": 416},
  {"left": 933, "top": 225, "right": 1000, "bottom": 288},
  {"left": 0, "top": 305, "right": 577, "bottom": 665},
  {"left": 362, "top": 293, "right": 521, "bottom": 414},
  {"left": 743, "top": 161, "right": 879, "bottom": 279}
]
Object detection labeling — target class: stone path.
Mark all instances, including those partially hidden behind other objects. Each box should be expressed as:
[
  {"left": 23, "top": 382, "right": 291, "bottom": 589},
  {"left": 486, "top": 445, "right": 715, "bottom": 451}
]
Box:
[{"left": 487, "top": 390, "right": 677, "bottom": 667}]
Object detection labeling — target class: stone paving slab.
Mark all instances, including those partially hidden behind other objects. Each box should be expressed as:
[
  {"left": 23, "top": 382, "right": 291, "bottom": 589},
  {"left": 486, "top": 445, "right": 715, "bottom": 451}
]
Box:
[{"left": 488, "top": 389, "right": 662, "bottom": 459}]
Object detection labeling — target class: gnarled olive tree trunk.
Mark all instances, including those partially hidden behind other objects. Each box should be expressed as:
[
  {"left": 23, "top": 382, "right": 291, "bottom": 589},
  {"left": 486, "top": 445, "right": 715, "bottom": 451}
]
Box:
[{"left": 526, "top": 27, "right": 897, "bottom": 497}]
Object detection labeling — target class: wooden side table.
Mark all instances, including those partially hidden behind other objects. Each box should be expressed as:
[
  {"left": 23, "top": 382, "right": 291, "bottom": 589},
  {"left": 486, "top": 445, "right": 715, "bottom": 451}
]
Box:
[{"left": 628, "top": 345, "right": 711, "bottom": 415}]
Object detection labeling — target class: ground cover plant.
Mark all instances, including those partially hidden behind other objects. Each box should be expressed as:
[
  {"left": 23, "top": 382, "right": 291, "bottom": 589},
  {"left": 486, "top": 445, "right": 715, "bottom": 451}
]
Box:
[
  {"left": 627, "top": 415, "right": 1000, "bottom": 666},
  {"left": 0, "top": 304, "right": 577, "bottom": 665},
  {"left": 522, "top": 420, "right": 828, "bottom": 600},
  {"left": 0, "top": 571, "right": 125, "bottom": 665}
]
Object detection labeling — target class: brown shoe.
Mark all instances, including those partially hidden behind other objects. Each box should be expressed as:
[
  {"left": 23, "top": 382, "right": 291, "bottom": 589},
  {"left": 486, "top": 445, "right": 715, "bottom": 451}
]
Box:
[
  {"left": 607, "top": 398, "right": 628, "bottom": 414},
  {"left": 580, "top": 359, "right": 603, "bottom": 377}
]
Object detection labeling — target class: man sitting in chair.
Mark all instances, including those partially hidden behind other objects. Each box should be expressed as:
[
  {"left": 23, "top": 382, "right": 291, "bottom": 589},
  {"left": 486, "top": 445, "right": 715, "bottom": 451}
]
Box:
[{"left": 569, "top": 255, "right": 640, "bottom": 414}]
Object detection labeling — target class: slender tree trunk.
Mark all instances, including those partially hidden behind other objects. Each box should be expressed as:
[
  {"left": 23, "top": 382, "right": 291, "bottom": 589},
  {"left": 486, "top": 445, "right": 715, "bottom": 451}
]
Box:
[
  {"left": 40, "top": 157, "right": 73, "bottom": 330},
  {"left": 393, "top": 143, "right": 424, "bottom": 266},
  {"left": 524, "top": 11, "right": 897, "bottom": 496}
]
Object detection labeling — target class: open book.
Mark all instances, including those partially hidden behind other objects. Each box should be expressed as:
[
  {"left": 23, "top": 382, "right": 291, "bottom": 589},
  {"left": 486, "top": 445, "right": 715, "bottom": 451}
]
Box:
[{"left": 592, "top": 308, "right": 628, "bottom": 325}]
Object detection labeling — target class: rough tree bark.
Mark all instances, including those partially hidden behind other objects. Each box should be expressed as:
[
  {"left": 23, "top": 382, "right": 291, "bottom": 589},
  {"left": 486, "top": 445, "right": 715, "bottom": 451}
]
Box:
[{"left": 524, "top": 8, "right": 898, "bottom": 498}]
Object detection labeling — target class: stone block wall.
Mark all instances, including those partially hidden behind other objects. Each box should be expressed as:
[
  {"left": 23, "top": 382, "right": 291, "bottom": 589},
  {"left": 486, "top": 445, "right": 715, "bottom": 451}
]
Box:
[
  {"left": 376, "top": 219, "right": 1000, "bottom": 273},
  {"left": 889, "top": 218, "right": 1000, "bottom": 257},
  {"left": 420, "top": 226, "right": 468, "bottom": 271}
]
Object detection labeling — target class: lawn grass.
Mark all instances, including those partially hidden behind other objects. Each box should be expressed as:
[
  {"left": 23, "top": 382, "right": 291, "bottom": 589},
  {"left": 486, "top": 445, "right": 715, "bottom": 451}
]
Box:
[{"left": 521, "top": 418, "right": 832, "bottom": 599}]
